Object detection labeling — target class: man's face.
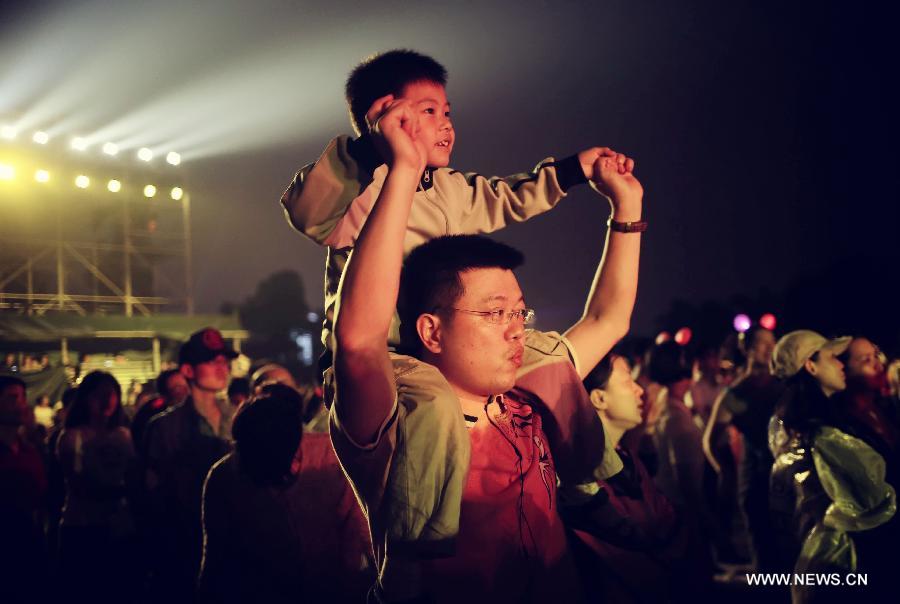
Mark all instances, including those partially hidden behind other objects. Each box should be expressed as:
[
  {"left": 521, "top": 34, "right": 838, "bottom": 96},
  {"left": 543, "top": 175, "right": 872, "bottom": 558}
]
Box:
[
  {"left": 597, "top": 357, "right": 644, "bottom": 430},
  {"left": 749, "top": 329, "right": 776, "bottom": 367},
  {"left": 846, "top": 338, "right": 885, "bottom": 380},
  {"left": 400, "top": 80, "right": 454, "bottom": 168},
  {"left": 431, "top": 268, "right": 526, "bottom": 400},
  {"left": 184, "top": 355, "right": 230, "bottom": 394},
  {"left": 808, "top": 348, "right": 846, "bottom": 396},
  {"left": 164, "top": 373, "right": 190, "bottom": 404}
]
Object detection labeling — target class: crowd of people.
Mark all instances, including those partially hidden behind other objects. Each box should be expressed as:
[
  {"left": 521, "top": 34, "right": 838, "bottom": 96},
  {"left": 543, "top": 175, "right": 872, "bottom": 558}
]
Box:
[{"left": 2, "top": 49, "right": 899, "bottom": 603}]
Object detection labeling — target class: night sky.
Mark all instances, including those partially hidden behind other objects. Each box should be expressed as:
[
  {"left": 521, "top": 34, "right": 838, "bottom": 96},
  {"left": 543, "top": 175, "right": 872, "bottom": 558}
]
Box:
[{"left": 3, "top": 1, "right": 898, "bottom": 348}]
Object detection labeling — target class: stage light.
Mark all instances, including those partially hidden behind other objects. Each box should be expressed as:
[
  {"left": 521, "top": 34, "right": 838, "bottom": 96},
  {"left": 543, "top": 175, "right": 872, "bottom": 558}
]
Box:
[
  {"left": 0, "top": 163, "right": 14, "bottom": 180},
  {"left": 137, "top": 147, "right": 153, "bottom": 162},
  {"left": 166, "top": 151, "right": 181, "bottom": 166},
  {"left": 655, "top": 331, "right": 671, "bottom": 345},
  {"left": 674, "top": 327, "right": 692, "bottom": 346},
  {"left": 33, "top": 131, "right": 49, "bottom": 144},
  {"left": 75, "top": 175, "right": 90, "bottom": 189},
  {"left": 759, "top": 313, "right": 777, "bottom": 331},
  {"left": 733, "top": 313, "right": 751, "bottom": 333},
  {"left": 170, "top": 186, "right": 183, "bottom": 200},
  {"left": 143, "top": 184, "right": 156, "bottom": 198},
  {"left": 71, "top": 137, "right": 89, "bottom": 151},
  {"left": 102, "top": 142, "right": 119, "bottom": 156},
  {"left": 35, "top": 169, "right": 50, "bottom": 183},
  {"left": 107, "top": 179, "right": 121, "bottom": 193},
  {"left": 1, "top": 126, "right": 16, "bottom": 140}
]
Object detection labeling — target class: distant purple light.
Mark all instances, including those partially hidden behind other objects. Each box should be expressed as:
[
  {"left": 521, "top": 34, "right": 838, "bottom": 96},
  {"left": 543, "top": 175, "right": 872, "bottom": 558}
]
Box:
[{"left": 733, "top": 313, "right": 752, "bottom": 332}]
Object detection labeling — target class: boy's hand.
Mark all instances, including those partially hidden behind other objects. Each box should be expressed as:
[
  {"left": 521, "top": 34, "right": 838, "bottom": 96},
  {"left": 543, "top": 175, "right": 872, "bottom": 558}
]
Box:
[
  {"left": 578, "top": 147, "right": 634, "bottom": 179},
  {"left": 369, "top": 96, "right": 427, "bottom": 175},
  {"left": 590, "top": 155, "right": 643, "bottom": 221}
]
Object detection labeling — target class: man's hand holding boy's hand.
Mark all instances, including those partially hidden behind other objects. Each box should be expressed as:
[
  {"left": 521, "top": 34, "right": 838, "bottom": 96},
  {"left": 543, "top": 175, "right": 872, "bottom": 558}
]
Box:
[{"left": 579, "top": 147, "right": 643, "bottom": 221}]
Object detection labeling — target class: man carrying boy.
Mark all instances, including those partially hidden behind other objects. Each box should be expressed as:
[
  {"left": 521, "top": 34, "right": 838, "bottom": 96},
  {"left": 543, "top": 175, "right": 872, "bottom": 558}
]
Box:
[
  {"left": 281, "top": 49, "right": 626, "bottom": 355},
  {"left": 332, "top": 88, "right": 644, "bottom": 602}
]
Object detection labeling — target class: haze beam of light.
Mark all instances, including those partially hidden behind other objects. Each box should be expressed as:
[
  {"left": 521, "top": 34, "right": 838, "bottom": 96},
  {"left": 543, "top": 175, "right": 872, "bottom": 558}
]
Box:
[{"left": 2, "top": 0, "right": 560, "bottom": 161}]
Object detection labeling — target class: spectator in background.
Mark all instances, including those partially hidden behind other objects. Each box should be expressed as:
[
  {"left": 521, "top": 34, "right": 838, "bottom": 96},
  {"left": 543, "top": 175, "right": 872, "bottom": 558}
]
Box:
[
  {"left": 200, "top": 384, "right": 372, "bottom": 603},
  {"left": 0, "top": 375, "right": 48, "bottom": 603},
  {"left": 704, "top": 326, "right": 783, "bottom": 572},
  {"left": 45, "top": 387, "right": 77, "bottom": 568},
  {"left": 251, "top": 363, "right": 326, "bottom": 432},
  {"left": 648, "top": 340, "right": 713, "bottom": 593},
  {"left": 888, "top": 358, "right": 900, "bottom": 403},
  {"left": 689, "top": 342, "right": 723, "bottom": 428},
  {"left": 2, "top": 352, "right": 18, "bottom": 372},
  {"left": 34, "top": 395, "right": 54, "bottom": 429},
  {"left": 832, "top": 337, "right": 900, "bottom": 483},
  {"left": 566, "top": 354, "right": 683, "bottom": 603},
  {"left": 227, "top": 377, "right": 251, "bottom": 408},
  {"left": 769, "top": 330, "right": 895, "bottom": 603},
  {"left": 130, "top": 369, "right": 189, "bottom": 457},
  {"left": 56, "top": 371, "right": 136, "bottom": 603},
  {"left": 144, "top": 328, "right": 236, "bottom": 601}
]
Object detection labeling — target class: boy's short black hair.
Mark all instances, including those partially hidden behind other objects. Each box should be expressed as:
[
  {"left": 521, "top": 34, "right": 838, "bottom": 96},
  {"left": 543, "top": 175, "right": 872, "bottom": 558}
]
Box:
[
  {"left": 398, "top": 235, "right": 524, "bottom": 353},
  {"left": 346, "top": 49, "right": 448, "bottom": 136}
]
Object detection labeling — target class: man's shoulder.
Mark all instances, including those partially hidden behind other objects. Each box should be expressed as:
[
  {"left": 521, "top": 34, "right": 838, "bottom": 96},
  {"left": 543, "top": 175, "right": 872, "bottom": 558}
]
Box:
[
  {"left": 518, "top": 330, "right": 577, "bottom": 378},
  {"left": 145, "top": 401, "right": 193, "bottom": 445}
]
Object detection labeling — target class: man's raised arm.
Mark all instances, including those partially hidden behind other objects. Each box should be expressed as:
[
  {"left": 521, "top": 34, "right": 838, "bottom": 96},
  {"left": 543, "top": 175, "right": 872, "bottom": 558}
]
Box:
[
  {"left": 564, "top": 152, "right": 644, "bottom": 378},
  {"left": 332, "top": 100, "right": 426, "bottom": 445}
]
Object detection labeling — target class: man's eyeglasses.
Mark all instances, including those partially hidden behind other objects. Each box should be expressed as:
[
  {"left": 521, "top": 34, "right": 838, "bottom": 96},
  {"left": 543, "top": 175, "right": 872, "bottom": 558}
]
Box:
[{"left": 451, "top": 308, "right": 536, "bottom": 325}]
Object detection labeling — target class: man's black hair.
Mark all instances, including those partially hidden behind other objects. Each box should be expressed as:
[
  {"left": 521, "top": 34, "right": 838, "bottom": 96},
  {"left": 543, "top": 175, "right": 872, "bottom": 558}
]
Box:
[
  {"left": 232, "top": 383, "right": 304, "bottom": 487},
  {"left": 345, "top": 49, "right": 447, "bottom": 136},
  {"left": 227, "top": 377, "right": 251, "bottom": 399},
  {"left": 398, "top": 235, "right": 524, "bottom": 353},
  {"left": 155, "top": 368, "right": 182, "bottom": 399}
]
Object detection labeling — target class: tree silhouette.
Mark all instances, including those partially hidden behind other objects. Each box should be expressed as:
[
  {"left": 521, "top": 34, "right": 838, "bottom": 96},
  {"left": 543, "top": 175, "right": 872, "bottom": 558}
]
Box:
[{"left": 237, "top": 270, "right": 323, "bottom": 380}]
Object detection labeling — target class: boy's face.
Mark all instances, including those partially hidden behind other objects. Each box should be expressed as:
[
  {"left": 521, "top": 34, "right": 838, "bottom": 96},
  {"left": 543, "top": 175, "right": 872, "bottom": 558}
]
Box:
[{"left": 400, "top": 80, "right": 454, "bottom": 167}]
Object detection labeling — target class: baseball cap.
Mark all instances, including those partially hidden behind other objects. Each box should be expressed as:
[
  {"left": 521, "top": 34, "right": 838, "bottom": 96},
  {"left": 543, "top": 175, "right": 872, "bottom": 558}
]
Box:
[
  {"left": 770, "top": 330, "right": 851, "bottom": 379},
  {"left": 179, "top": 327, "right": 239, "bottom": 366}
]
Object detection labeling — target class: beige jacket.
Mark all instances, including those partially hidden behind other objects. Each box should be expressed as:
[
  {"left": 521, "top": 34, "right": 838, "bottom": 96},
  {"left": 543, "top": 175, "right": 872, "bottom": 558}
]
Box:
[{"left": 280, "top": 135, "right": 584, "bottom": 348}]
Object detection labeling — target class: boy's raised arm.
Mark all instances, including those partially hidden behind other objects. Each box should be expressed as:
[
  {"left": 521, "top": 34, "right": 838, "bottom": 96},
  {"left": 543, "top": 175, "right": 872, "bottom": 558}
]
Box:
[
  {"left": 564, "top": 152, "right": 644, "bottom": 378},
  {"left": 332, "top": 100, "right": 426, "bottom": 446}
]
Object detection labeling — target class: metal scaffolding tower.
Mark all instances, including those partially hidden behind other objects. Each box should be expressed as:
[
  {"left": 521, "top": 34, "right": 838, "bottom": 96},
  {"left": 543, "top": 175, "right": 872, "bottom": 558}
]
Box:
[{"left": 0, "top": 176, "right": 193, "bottom": 317}]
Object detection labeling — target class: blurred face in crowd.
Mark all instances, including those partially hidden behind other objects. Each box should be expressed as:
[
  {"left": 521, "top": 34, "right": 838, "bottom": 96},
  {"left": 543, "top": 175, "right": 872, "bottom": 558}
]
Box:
[
  {"left": 749, "top": 329, "right": 776, "bottom": 368},
  {"left": 183, "top": 355, "right": 230, "bottom": 394},
  {"left": 164, "top": 372, "right": 190, "bottom": 404},
  {"left": 0, "top": 383, "right": 28, "bottom": 426},
  {"left": 805, "top": 348, "right": 846, "bottom": 397},
  {"left": 88, "top": 382, "right": 119, "bottom": 421},
  {"left": 846, "top": 338, "right": 885, "bottom": 380},
  {"left": 254, "top": 366, "right": 298, "bottom": 392},
  {"left": 591, "top": 356, "right": 645, "bottom": 433}
]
